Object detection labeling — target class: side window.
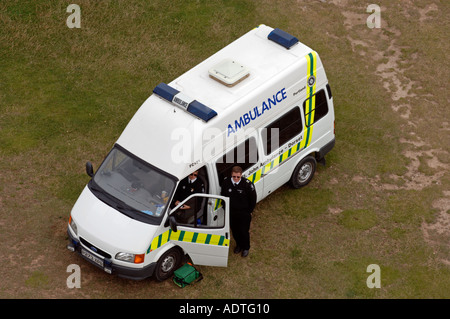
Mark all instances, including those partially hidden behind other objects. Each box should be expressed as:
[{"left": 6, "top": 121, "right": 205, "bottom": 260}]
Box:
[
  {"left": 261, "top": 107, "right": 303, "bottom": 155},
  {"left": 170, "top": 167, "right": 212, "bottom": 228},
  {"left": 172, "top": 195, "right": 225, "bottom": 229},
  {"left": 303, "top": 89, "right": 329, "bottom": 127},
  {"left": 216, "top": 137, "right": 258, "bottom": 185}
]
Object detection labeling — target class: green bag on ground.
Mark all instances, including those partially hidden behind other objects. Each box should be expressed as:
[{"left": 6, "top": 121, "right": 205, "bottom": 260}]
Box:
[{"left": 173, "top": 263, "right": 203, "bottom": 288}]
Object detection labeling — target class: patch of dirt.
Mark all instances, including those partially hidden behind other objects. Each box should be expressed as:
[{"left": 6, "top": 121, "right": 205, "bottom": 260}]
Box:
[
  {"left": 329, "top": 1, "right": 449, "bottom": 262},
  {"left": 418, "top": 3, "right": 438, "bottom": 23},
  {"left": 328, "top": 207, "right": 343, "bottom": 215},
  {"left": 422, "top": 192, "right": 450, "bottom": 265}
]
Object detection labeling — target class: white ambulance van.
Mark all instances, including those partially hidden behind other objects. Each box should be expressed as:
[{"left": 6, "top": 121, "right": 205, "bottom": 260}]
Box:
[{"left": 67, "top": 25, "right": 335, "bottom": 281}]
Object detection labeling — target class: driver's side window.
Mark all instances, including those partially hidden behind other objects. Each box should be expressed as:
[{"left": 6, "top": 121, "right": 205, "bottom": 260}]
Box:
[{"left": 170, "top": 167, "right": 208, "bottom": 227}]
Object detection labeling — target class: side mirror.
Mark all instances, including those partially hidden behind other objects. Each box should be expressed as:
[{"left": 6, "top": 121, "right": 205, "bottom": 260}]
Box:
[
  {"left": 86, "top": 161, "right": 94, "bottom": 177},
  {"left": 169, "top": 215, "right": 178, "bottom": 232}
]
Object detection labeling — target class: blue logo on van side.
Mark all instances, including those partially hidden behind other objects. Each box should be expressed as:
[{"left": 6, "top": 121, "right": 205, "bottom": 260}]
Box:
[{"left": 227, "top": 88, "right": 287, "bottom": 137}]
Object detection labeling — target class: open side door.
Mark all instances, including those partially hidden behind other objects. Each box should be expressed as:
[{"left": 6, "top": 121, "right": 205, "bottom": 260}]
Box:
[{"left": 167, "top": 194, "right": 230, "bottom": 267}]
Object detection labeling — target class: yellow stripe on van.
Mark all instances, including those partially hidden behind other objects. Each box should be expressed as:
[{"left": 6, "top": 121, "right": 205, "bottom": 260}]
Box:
[
  {"left": 196, "top": 232, "right": 208, "bottom": 244},
  {"left": 147, "top": 229, "right": 230, "bottom": 253},
  {"left": 150, "top": 238, "right": 159, "bottom": 252},
  {"left": 214, "top": 199, "right": 222, "bottom": 210},
  {"left": 250, "top": 168, "right": 263, "bottom": 184},
  {"left": 303, "top": 51, "right": 317, "bottom": 149},
  {"left": 182, "top": 231, "right": 194, "bottom": 243},
  {"left": 247, "top": 51, "right": 318, "bottom": 184},
  {"left": 248, "top": 140, "right": 301, "bottom": 183},
  {"left": 169, "top": 230, "right": 181, "bottom": 241}
]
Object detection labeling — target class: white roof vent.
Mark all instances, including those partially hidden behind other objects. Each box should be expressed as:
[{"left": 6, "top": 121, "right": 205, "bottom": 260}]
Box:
[{"left": 208, "top": 59, "right": 250, "bottom": 87}]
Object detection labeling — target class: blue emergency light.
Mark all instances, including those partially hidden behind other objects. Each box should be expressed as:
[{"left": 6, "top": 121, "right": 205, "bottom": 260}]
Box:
[
  {"left": 153, "top": 82, "right": 179, "bottom": 101},
  {"left": 153, "top": 83, "right": 218, "bottom": 122},
  {"left": 268, "top": 28, "right": 299, "bottom": 49}
]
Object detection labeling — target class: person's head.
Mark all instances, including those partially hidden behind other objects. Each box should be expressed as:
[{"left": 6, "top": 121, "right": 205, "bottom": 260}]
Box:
[
  {"left": 231, "top": 166, "right": 242, "bottom": 183},
  {"left": 188, "top": 171, "right": 198, "bottom": 181}
]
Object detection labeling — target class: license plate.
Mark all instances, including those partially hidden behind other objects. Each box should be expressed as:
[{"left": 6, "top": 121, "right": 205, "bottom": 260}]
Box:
[{"left": 81, "top": 248, "right": 104, "bottom": 267}]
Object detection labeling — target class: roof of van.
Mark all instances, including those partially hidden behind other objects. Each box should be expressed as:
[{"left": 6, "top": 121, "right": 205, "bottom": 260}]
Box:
[{"left": 116, "top": 24, "right": 317, "bottom": 180}]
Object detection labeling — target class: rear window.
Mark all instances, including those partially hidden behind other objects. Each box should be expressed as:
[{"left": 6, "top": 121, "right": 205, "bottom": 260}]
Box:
[{"left": 303, "top": 89, "right": 329, "bottom": 127}]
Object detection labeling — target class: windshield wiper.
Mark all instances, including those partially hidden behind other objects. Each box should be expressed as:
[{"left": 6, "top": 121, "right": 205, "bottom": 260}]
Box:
[
  {"left": 88, "top": 180, "right": 139, "bottom": 219},
  {"left": 88, "top": 180, "right": 104, "bottom": 194},
  {"left": 114, "top": 201, "right": 141, "bottom": 220}
]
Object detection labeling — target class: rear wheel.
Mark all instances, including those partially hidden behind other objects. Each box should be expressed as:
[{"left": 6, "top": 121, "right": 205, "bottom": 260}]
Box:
[
  {"left": 154, "top": 247, "right": 182, "bottom": 281},
  {"left": 290, "top": 156, "right": 317, "bottom": 189}
]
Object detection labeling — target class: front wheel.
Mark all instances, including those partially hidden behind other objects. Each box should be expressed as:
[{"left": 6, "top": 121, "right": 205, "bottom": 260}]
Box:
[
  {"left": 290, "top": 156, "right": 317, "bottom": 189},
  {"left": 154, "top": 247, "right": 182, "bottom": 281}
]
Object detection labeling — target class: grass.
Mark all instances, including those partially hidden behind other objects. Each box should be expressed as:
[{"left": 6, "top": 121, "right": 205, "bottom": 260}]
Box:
[
  {"left": 338, "top": 209, "right": 378, "bottom": 230},
  {"left": 0, "top": 0, "right": 449, "bottom": 299}
]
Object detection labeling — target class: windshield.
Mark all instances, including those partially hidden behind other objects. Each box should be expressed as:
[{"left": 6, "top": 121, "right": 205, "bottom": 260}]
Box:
[{"left": 89, "top": 145, "right": 177, "bottom": 225}]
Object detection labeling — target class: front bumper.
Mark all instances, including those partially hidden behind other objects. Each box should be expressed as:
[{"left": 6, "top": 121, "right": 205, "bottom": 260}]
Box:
[{"left": 67, "top": 228, "right": 156, "bottom": 280}]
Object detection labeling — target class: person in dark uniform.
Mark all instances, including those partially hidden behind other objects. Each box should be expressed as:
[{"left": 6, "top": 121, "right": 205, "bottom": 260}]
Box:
[
  {"left": 221, "top": 166, "right": 257, "bottom": 257},
  {"left": 172, "top": 171, "right": 205, "bottom": 224}
]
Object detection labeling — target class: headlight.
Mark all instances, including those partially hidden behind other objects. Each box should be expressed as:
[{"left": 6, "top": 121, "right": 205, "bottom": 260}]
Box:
[
  {"left": 115, "top": 252, "right": 145, "bottom": 264},
  {"left": 69, "top": 216, "right": 78, "bottom": 235}
]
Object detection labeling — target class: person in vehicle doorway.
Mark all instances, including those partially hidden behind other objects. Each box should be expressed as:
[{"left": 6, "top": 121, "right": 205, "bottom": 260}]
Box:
[
  {"left": 221, "top": 166, "right": 257, "bottom": 257},
  {"left": 172, "top": 170, "right": 205, "bottom": 224}
]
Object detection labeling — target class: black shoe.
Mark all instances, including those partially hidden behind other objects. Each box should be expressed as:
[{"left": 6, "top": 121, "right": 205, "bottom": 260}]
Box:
[
  {"left": 234, "top": 246, "right": 242, "bottom": 254},
  {"left": 241, "top": 250, "right": 249, "bottom": 257}
]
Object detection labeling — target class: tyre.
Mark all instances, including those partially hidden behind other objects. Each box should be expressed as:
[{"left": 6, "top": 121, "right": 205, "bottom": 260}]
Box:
[
  {"left": 289, "top": 156, "right": 317, "bottom": 189},
  {"left": 154, "top": 247, "right": 182, "bottom": 281}
]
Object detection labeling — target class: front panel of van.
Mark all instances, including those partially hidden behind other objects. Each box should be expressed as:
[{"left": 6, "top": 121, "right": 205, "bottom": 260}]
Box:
[
  {"left": 67, "top": 144, "right": 179, "bottom": 279},
  {"left": 68, "top": 186, "right": 161, "bottom": 279}
]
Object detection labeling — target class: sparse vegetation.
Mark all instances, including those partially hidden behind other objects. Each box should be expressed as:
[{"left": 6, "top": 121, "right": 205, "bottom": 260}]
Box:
[{"left": 0, "top": 0, "right": 448, "bottom": 298}]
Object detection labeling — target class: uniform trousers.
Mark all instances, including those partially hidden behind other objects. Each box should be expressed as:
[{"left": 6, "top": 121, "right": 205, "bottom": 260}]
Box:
[{"left": 230, "top": 210, "right": 252, "bottom": 250}]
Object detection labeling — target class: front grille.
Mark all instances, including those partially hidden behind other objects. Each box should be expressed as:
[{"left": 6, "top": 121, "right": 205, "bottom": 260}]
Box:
[{"left": 80, "top": 237, "right": 112, "bottom": 259}]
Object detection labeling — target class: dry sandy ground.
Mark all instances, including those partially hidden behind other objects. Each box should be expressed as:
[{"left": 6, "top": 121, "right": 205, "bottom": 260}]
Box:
[{"left": 329, "top": 0, "right": 449, "bottom": 265}]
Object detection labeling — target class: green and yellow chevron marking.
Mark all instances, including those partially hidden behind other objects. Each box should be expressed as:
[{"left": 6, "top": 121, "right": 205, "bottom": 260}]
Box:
[
  {"left": 248, "top": 140, "right": 302, "bottom": 184},
  {"left": 247, "top": 51, "right": 318, "bottom": 185},
  {"left": 214, "top": 198, "right": 222, "bottom": 210},
  {"left": 300, "top": 51, "right": 317, "bottom": 149},
  {"left": 147, "top": 229, "right": 229, "bottom": 253}
]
